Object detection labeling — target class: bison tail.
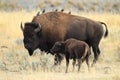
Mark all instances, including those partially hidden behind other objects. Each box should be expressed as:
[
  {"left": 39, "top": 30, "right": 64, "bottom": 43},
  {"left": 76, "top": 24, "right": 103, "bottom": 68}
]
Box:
[{"left": 99, "top": 22, "right": 108, "bottom": 38}]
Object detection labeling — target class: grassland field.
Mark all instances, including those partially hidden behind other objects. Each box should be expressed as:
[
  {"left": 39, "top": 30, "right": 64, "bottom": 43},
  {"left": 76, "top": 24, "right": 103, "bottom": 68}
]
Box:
[{"left": 0, "top": 11, "right": 120, "bottom": 80}]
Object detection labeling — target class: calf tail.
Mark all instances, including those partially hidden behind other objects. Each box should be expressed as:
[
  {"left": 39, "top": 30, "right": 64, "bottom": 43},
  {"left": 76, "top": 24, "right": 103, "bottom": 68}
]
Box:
[
  {"left": 81, "top": 45, "right": 88, "bottom": 62},
  {"left": 99, "top": 22, "right": 108, "bottom": 38}
]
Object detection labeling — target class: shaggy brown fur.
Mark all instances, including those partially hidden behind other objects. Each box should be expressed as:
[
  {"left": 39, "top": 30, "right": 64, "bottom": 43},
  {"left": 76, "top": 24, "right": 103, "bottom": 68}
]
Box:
[
  {"left": 21, "top": 11, "right": 108, "bottom": 66},
  {"left": 51, "top": 38, "right": 91, "bottom": 73}
]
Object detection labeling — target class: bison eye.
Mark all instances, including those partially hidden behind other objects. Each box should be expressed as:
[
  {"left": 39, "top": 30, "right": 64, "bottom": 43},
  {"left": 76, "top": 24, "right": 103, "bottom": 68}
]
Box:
[
  {"left": 56, "top": 43, "right": 62, "bottom": 47},
  {"left": 58, "top": 43, "right": 62, "bottom": 46}
]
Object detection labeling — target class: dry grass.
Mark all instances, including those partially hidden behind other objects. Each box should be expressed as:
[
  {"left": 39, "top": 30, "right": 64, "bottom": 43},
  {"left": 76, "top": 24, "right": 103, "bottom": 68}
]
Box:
[{"left": 0, "top": 11, "right": 120, "bottom": 80}]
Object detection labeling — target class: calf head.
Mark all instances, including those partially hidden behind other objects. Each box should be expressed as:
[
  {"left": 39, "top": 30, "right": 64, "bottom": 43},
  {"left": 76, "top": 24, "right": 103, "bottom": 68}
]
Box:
[
  {"left": 21, "top": 22, "right": 42, "bottom": 56},
  {"left": 50, "top": 41, "right": 65, "bottom": 54}
]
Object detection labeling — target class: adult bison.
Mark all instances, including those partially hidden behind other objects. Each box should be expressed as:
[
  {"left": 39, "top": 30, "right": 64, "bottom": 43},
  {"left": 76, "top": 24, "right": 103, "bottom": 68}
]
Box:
[{"left": 21, "top": 11, "right": 108, "bottom": 65}]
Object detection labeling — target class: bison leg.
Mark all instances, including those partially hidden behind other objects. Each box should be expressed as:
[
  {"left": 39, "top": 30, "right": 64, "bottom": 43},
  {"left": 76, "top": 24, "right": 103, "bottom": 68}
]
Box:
[
  {"left": 54, "top": 54, "right": 64, "bottom": 65},
  {"left": 54, "top": 54, "right": 59, "bottom": 65},
  {"left": 97, "top": 47, "right": 100, "bottom": 55},
  {"left": 92, "top": 45, "right": 100, "bottom": 67},
  {"left": 72, "top": 58, "right": 76, "bottom": 72},
  {"left": 78, "top": 59, "right": 82, "bottom": 72}
]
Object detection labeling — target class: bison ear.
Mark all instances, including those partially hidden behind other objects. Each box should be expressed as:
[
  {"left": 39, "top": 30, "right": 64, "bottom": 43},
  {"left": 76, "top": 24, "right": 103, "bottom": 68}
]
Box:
[
  {"left": 20, "top": 22, "right": 24, "bottom": 31},
  {"left": 34, "top": 23, "right": 42, "bottom": 37},
  {"left": 34, "top": 23, "right": 42, "bottom": 33}
]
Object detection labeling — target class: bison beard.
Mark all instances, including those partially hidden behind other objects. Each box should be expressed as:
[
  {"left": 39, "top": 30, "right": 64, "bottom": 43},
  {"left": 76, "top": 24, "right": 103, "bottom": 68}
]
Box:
[
  {"left": 28, "top": 49, "right": 33, "bottom": 56},
  {"left": 21, "top": 11, "right": 108, "bottom": 66}
]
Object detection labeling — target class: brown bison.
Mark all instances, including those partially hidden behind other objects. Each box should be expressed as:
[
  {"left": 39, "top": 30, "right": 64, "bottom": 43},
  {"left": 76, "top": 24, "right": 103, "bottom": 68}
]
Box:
[
  {"left": 51, "top": 38, "right": 91, "bottom": 73},
  {"left": 21, "top": 11, "right": 108, "bottom": 65}
]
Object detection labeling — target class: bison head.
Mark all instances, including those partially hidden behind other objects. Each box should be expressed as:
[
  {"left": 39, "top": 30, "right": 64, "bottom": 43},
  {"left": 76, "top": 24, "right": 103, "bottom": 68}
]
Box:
[
  {"left": 21, "top": 22, "right": 42, "bottom": 56},
  {"left": 50, "top": 41, "right": 65, "bottom": 54}
]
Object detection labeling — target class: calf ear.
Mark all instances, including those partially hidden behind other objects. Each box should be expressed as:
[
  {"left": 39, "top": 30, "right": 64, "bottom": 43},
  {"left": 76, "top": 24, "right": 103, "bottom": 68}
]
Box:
[
  {"left": 61, "top": 42, "right": 65, "bottom": 46},
  {"left": 61, "top": 42, "right": 65, "bottom": 50}
]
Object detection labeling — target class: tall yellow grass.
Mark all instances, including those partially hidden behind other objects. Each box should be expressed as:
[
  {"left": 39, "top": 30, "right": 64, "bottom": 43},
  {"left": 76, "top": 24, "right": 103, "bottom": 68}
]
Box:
[{"left": 0, "top": 11, "right": 34, "bottom": 38}]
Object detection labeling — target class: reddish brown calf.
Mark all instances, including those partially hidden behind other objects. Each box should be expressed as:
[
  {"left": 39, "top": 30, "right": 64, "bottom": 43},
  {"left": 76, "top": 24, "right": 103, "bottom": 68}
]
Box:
[{"left": 51, "top": 38, "right": 91, "bottom": 73}]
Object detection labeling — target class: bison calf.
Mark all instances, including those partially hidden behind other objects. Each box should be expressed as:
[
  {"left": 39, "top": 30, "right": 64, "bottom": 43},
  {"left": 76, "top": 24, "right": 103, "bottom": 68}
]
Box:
[{"left": 51, "top": 38, "right": 91, "bottom": 73}]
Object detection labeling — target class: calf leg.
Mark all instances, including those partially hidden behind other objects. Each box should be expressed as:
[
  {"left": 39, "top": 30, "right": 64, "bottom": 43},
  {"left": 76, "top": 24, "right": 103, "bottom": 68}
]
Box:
[
  {"left": 86, "top": 48, "right": 91, "bottom": 71},
  {"left": 65, "top": 58, "right": 69, "bottom": 73},
  {"left": 78, "top": 59, "right": 82, "bottom": 72},
  {"left": 86, "top": 55, "right": 90, "bottom": 71},
  {"left": 72, "top": 58, "right": 76, "bottom": 71}
]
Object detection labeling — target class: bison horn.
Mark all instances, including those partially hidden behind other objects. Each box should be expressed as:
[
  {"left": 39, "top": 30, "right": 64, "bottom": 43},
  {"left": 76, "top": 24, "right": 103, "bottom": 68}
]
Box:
[
  {"left": 21, "top": 22, "right": 24, "bottom": 31},
  {"left": 34, "top": 23, "right": 41, "bottom": 32}
]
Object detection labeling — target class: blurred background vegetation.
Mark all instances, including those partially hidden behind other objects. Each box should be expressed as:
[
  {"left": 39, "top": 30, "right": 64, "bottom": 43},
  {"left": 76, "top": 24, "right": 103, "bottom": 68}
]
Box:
[{"left": 0, "top": 0, "right": 120, "bottom": 13}]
